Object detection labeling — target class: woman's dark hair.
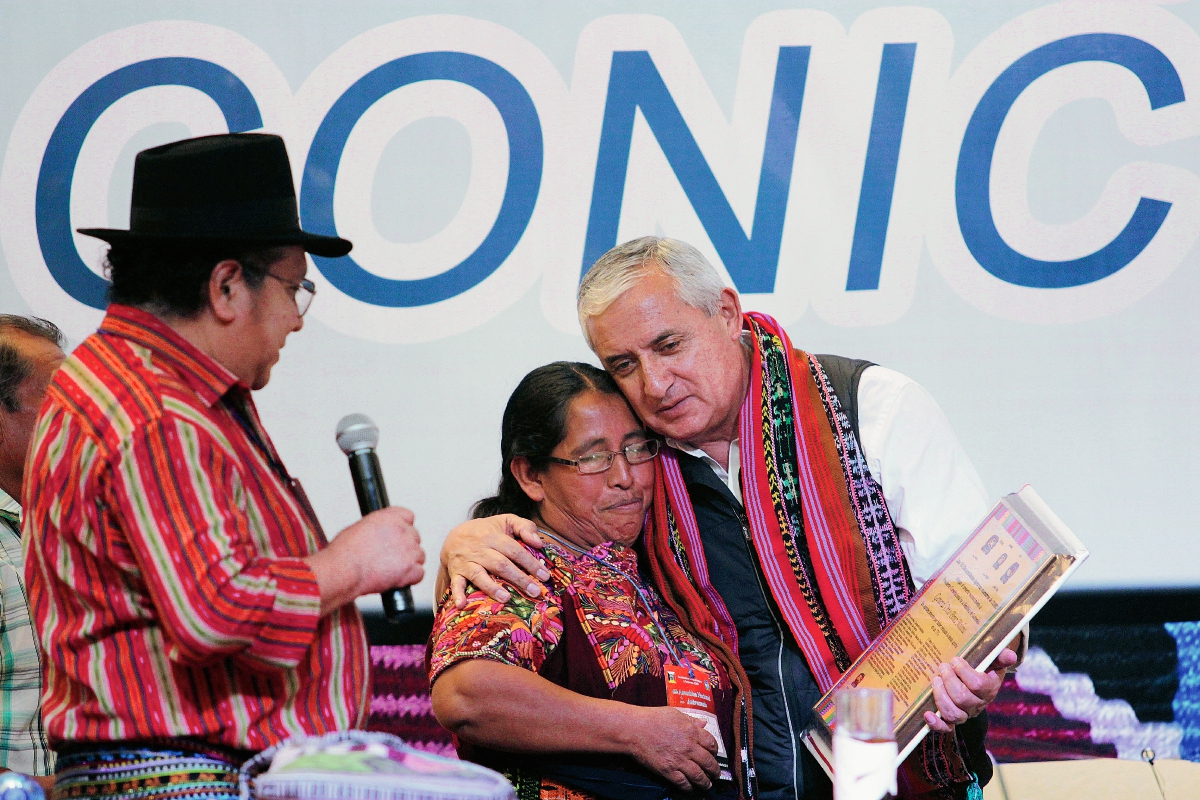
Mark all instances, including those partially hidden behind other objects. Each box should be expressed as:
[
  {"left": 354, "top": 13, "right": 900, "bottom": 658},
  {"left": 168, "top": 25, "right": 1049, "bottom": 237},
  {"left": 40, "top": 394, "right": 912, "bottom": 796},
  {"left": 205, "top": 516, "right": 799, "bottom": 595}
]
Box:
[
  {"left": 105, "top": 242, "right": 286, "bottom": 317},
  {"left": 472, "top": 362, "right": 625, "bottom": 520}
]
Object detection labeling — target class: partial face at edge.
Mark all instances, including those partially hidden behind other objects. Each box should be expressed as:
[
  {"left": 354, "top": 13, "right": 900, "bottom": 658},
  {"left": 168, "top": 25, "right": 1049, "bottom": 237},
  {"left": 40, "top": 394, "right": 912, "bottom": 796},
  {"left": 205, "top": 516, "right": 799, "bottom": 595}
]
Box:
[
  {"left": 585, "top": 269, "right": 748, "bottom": 448},
  {"left": 0, "top": 333, "right": 66, "bottom": 496}
]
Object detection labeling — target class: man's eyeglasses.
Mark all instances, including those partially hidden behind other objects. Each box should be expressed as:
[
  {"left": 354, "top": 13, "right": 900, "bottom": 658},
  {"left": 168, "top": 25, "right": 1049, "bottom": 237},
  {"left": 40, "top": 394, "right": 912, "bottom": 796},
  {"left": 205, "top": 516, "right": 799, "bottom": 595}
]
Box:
[
  {"left": 266, "top": 273, "right": 317, "bottom": 316},
  {"left": 547, "top": 439, "right": 660, "bottom": 475}
]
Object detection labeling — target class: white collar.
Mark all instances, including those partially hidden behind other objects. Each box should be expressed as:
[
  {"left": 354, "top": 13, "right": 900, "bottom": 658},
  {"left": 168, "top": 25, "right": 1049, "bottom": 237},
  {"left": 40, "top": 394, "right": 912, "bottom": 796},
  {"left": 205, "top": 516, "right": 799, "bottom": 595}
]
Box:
[
  {"left": 0, "top": 487, "right": 20, "bottom": 517},
  {"left": 666, "top": 438, "right": 743, "bottom": 504},
  {"left": 665, "top": 437, "right": 737, "bottom": 463}
]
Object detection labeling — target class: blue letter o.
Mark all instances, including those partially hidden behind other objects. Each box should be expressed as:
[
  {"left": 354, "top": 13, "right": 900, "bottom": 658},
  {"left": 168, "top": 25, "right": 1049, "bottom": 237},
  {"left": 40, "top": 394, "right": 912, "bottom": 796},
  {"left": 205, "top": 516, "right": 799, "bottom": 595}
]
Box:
[{"left": 300, "top": 52, "right": 543, "bottom": 308}]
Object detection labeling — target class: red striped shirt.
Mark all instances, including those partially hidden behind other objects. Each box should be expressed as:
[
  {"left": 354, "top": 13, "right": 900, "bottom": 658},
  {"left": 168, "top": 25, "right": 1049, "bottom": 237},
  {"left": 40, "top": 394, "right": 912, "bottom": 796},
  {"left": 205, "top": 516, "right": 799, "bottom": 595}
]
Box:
[{"left": 22, "top": 305, "right": 370, "bottom": 751}]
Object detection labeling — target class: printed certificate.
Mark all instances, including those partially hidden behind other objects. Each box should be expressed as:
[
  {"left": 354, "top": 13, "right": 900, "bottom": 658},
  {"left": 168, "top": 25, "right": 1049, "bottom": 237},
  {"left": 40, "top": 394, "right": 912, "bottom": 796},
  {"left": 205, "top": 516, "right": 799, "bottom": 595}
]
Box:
[{"left": 803, "top": 486, "right": 1089, "bottom": 777}]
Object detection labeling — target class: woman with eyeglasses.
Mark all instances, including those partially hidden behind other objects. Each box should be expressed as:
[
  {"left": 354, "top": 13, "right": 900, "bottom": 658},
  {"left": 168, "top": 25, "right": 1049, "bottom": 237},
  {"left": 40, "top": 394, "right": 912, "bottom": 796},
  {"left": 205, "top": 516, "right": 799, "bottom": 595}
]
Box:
[{"left": 427, "top": 362, "right": 740, "bottom": 800}]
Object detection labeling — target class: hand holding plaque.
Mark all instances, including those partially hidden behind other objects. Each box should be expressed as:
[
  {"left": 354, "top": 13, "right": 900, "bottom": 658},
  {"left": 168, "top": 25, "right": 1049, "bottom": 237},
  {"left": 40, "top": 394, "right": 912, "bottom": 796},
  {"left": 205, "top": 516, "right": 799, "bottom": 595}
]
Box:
[
  {"left": 803, "top": 485, "right": 1089, "bottom": 779},
  {"left": 924, "top": 648, "right": 1018, "bottom": 733}
]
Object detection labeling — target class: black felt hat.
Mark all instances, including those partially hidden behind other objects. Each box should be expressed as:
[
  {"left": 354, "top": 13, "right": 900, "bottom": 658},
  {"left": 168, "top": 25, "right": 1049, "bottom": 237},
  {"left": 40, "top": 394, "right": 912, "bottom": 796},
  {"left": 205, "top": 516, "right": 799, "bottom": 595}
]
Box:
[{"left": 78, "top": 133, "right": 352, "bottom": 257}]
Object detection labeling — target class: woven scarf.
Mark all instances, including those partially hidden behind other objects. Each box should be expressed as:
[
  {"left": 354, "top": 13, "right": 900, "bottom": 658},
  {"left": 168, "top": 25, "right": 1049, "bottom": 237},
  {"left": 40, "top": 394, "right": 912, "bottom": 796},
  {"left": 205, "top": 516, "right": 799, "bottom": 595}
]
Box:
[{"left": 644, "top": 312, "right": 975, "bottom": 797}]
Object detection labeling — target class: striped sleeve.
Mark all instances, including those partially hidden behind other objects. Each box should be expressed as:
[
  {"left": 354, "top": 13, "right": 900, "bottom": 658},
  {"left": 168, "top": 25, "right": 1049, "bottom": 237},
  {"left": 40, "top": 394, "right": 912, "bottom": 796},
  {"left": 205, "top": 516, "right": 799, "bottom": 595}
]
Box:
[{"left": 107, "top": 415, "right": 321, "bottom": 670}]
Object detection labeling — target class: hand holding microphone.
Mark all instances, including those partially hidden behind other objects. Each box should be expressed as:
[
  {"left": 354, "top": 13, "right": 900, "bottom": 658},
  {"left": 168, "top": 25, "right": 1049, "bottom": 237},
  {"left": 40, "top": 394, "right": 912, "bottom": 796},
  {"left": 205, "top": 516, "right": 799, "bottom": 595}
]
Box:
[{"left": 335, "top": 413, "right": 423, "bottom": 618}]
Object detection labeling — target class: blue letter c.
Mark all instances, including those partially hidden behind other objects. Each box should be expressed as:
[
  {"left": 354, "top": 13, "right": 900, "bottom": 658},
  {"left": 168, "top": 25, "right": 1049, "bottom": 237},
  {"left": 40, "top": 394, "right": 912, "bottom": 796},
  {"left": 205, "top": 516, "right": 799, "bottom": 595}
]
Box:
[{"left": 955, "top": 33, "right": 1184, "bottom": 289}]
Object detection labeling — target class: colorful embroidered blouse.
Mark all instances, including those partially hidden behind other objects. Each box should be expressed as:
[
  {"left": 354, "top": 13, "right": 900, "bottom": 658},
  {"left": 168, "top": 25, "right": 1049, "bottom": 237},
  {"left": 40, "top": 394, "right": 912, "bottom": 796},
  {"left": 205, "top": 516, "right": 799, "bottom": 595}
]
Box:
[
  {"left": 430, "top": 539, "right": 723, "bottom": 688},
  {"left": 428, "top": 537, "right": 735, "bottom": 797}
]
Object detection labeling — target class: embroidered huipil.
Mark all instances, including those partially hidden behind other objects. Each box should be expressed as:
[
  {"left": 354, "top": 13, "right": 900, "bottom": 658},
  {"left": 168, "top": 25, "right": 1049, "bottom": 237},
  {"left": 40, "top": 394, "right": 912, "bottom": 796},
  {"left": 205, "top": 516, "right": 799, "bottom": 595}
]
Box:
[
  {"left": 428, "top": 538, "right": 736, "bottom": 798},
  {"left": 22, "top": 305, "right": 370, "bottom": 752},
  {"left": 0, "top": 489, "right": 52, "bottom": 774}
]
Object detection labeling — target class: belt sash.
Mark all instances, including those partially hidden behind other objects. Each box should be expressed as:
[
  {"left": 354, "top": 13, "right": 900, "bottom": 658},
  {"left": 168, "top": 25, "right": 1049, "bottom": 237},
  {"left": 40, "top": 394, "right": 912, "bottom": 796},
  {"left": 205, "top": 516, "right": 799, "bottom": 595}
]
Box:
[{"left": 53, "top": 743, "right": 244, "bottom": 800}]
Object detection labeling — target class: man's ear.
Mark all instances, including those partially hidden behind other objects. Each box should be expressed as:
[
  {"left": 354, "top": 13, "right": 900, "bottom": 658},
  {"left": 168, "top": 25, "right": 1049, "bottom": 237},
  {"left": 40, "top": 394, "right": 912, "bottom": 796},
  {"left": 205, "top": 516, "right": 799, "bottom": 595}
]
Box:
[
  {"left": 207, "top": 259, "right": 246, "bottom": 323},
  {"left": 716, "top": 286, "right": 744, "bottom": 339},
  {"left": 510, "top": 456, "right": 547, "bottom": 503}
]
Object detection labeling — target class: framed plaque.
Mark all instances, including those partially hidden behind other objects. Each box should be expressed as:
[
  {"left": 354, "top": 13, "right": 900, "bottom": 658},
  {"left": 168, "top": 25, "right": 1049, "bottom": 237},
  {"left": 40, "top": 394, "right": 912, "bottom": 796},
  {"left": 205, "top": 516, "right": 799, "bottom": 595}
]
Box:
[{"left": 803, "top": 485, "right": 1089, "bottom": 777}]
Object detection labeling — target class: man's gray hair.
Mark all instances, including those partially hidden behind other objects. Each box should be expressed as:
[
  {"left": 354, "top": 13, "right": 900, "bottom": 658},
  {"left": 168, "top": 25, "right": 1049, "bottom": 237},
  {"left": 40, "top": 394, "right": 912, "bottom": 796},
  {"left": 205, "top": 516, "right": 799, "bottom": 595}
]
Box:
[
  {"left": 577, "top": 237, "right": 726, "bottom": 346},
  {"left": 0, "top": 316, "right": 65, "bottom": 413}
]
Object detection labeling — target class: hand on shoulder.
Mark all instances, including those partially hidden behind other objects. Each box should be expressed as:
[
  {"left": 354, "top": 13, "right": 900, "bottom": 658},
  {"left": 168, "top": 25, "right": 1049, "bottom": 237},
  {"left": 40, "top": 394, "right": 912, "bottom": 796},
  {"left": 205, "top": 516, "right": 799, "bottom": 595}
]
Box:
[{"left": 440, "top": 515, "right": 549, "bottom": 607}]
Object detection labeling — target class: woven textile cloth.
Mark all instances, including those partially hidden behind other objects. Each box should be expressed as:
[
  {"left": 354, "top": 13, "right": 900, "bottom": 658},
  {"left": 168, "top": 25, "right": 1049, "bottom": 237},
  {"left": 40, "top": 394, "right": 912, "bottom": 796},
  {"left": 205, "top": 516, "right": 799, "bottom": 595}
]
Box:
[
  {"left": 52, "top": 745, "right": 244, "bottom": 800},
  {"left": 238, "top": 730, "right": 515, "bottom": 800},
  {"left": 366, "top": 646, "right": 453, "bottom": 756},
  {"left": 988, "top": 632, "right": 1199, "bottom": 764}
]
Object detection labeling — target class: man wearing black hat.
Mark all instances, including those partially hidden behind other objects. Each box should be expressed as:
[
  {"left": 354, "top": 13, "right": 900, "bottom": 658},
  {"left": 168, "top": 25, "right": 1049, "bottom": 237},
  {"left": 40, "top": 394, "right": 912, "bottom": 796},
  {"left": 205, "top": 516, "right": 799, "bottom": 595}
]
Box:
[{"left": 22, "top": 134, "right": 425, "bottom": 800}]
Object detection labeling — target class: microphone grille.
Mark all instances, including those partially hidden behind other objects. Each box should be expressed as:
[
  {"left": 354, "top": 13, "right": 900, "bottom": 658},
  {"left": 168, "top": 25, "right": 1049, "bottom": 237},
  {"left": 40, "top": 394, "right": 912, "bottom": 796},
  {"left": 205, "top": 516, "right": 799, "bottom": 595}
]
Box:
[{"left": 336, "top": 413, "right": 379, "bottom": 454}]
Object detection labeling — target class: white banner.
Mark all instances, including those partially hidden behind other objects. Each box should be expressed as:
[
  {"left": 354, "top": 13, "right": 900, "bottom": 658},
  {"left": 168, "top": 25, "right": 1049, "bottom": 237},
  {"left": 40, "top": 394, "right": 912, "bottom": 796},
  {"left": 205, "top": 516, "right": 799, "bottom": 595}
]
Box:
[{"left": 2, "top": 1, "right": 1197, "bottom": 600}]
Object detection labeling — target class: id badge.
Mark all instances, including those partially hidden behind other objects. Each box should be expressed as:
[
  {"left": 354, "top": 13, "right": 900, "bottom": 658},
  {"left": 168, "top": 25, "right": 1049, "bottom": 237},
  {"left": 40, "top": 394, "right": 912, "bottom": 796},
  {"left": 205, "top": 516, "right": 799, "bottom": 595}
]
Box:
[{"left": 664, "top": 665, "right": 732, "bottom": 781}]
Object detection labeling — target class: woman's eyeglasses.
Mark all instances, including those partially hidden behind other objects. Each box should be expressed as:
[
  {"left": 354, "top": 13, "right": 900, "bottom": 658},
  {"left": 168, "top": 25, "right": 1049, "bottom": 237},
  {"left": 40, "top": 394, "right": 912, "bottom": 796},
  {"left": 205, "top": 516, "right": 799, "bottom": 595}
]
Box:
[{"left": 546, "top": 439, "right": 660, "bottom": 475}]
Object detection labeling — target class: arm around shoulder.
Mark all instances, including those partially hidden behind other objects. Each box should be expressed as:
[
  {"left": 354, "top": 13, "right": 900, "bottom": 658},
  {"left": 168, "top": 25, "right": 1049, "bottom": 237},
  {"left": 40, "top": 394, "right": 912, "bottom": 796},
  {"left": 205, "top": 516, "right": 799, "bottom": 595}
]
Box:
[{"left": 440, "top": 515, "right": 549, "bottom": 607}]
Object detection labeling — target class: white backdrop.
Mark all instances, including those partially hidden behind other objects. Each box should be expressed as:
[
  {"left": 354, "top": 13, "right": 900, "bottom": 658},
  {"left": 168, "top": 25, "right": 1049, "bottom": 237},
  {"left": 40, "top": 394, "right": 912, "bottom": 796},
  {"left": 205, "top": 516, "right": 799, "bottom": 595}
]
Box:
[{"left": 1, "top": 0, "right": 1198, "bottom": 606}]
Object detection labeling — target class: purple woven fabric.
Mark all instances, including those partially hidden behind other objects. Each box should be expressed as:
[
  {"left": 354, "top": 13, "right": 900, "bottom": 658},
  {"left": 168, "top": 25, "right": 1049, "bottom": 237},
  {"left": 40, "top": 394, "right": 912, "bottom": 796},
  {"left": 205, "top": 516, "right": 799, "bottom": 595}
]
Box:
[{"left": 366, "top": 645, "right": 456, "bottom": 757}]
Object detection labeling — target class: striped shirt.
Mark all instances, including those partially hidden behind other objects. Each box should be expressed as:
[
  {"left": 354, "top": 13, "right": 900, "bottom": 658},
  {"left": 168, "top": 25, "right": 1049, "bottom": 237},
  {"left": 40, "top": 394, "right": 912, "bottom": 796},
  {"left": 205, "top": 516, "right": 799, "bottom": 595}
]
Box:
[
  {"left": 0, "top": 489, "right": 52, "bottom": 774},
  {"left": 22, "top": 305, "right": 370, "bottom": 752}
]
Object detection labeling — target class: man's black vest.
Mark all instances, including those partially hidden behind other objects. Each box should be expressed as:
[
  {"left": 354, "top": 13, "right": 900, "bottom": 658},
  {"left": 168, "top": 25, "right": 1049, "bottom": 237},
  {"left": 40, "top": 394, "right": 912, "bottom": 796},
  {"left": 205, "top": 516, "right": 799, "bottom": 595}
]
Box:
[{"left": 674, "top": 355, "right": 989, "bottom": 800}]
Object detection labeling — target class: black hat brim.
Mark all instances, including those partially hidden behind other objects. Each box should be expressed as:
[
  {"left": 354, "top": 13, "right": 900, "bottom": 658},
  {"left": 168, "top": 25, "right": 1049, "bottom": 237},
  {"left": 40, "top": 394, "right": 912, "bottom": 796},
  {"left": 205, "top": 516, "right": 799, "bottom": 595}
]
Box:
[{"left": 77, "top": 228, "right": 353, "bottom": 258}]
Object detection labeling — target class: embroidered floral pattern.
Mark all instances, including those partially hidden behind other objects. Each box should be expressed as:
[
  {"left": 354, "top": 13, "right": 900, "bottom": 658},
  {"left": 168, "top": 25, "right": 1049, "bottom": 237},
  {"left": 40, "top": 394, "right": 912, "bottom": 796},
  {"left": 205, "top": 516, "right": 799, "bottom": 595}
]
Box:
[{"left": 429, "top": 540, "right": 719, "bottom": 691}]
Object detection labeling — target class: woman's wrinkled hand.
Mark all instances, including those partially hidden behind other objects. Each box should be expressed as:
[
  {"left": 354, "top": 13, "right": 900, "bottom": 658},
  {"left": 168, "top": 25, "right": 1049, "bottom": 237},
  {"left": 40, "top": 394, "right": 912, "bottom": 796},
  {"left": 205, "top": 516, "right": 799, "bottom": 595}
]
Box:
[
  {"left": 440, "top": 515, "right": 549, "bottom": 607},
  {"left": 625, "top": 706, "right": 721, "bottom": 793}
]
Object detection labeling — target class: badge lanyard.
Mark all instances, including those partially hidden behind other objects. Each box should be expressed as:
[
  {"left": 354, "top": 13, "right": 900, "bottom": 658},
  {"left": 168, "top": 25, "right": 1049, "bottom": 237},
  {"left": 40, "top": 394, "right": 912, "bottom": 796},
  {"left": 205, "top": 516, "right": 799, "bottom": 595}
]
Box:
[
  {"left": 536, "top": 526, "right": 733, "bottom": 778},
  {"left": 536, "top": 527, "right": 691, "bottom": 674}
]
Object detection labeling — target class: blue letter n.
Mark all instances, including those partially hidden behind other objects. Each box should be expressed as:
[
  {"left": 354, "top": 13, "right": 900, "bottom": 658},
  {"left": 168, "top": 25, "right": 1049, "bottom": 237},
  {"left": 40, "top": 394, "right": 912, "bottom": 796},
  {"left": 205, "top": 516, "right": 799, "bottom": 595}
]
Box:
[{"left": 581, "top": 47, "right": 810, "bottom": 293}]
